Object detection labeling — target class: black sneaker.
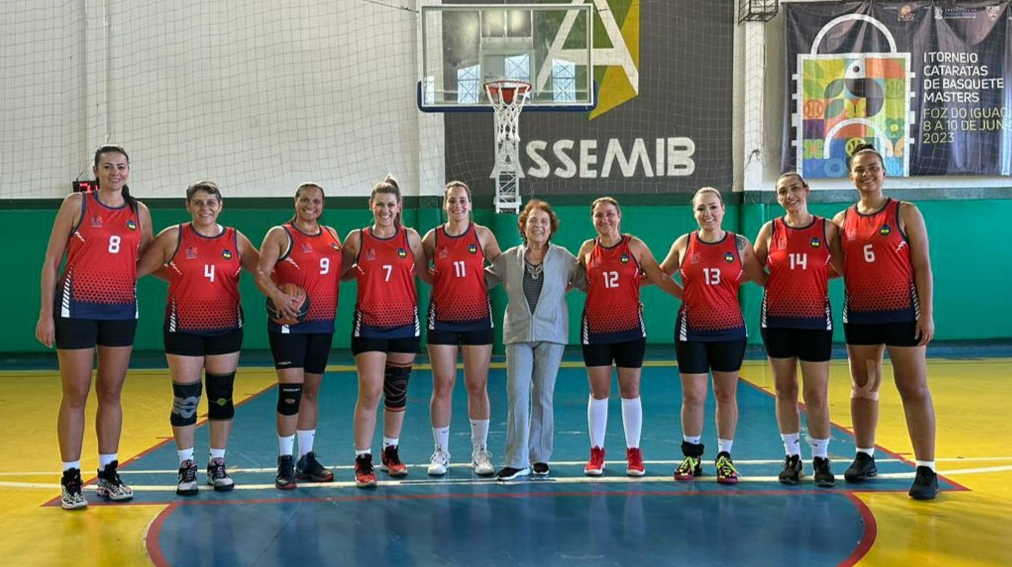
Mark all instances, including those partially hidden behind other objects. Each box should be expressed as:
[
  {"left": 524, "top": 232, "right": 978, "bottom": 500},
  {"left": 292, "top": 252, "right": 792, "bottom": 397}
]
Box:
[
  {"left": 844, "top": 453, "right": 878, "bottom": 483},
  {"left": 295, "top": 451, "right": 335, "bottom": 482},
  {"left": 908, "top": 466, "right": 938, "bottom": 500},
  {"left": 778, "top": 454, "right": 803, "bottom": 485},
  {"left": 532, "top": 462, "right": 550, "bottom": 476},
  {"left": 813, "top": 457, "right": 836, "bottom": 487},
  {"left": 496, "top": 467, "right": 530, "bottom": 481},
  {"left": 60, "top": 469, "right": 87, "bottom": 510},
  {"left": 96, "top": 461, "right": 133, "bottom": 501},
  {"left": 176, "top": 460, "right": 199, "bottom": 496},
  {"left": 275, "top": 455, "right": 296, "bottom": 490}
]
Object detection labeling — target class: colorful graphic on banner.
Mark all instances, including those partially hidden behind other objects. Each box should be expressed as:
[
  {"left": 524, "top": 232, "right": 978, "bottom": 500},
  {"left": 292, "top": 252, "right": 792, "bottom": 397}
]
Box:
[
  {"left": 784, "top": 1, "right": 1011, "bottom": 178},
  {"left": 795, "top": 16, "right": 915, "bottom": 178}
]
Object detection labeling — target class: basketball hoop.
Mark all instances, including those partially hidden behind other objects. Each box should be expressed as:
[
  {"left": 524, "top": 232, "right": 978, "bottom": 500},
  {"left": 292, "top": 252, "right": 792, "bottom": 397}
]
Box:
[{"left": 484, "top": 80, "right": 531, "bottom": 214}]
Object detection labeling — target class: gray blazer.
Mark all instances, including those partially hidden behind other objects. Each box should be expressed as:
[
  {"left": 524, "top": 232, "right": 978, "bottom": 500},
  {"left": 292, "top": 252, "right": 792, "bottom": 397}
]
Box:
[{"left": 487, "top": 243, "right": 581, "bottom": 345}]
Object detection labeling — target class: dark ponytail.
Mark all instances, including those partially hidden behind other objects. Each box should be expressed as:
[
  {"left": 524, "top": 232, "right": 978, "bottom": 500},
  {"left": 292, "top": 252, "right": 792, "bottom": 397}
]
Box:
[{"left": 93, "top": 144, "right": 137, "bottom": 213}]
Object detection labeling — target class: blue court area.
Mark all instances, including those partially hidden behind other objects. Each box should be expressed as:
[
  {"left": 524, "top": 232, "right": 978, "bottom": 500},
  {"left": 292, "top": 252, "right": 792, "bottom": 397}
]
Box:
[{"left": 100, "top": 362, "right": 954, "bottom": 566}]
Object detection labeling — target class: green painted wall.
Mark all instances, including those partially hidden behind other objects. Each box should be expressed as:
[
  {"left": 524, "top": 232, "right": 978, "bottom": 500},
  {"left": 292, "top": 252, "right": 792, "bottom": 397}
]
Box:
[{"left": 7, "top": 198, "right": 1010, "bottom": 354}]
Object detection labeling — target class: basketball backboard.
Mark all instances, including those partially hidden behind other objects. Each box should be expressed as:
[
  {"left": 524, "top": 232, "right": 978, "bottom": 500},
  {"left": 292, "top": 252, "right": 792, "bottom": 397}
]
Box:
[{"left": 418, "top": 3, "right": 595, "bottom": 112}]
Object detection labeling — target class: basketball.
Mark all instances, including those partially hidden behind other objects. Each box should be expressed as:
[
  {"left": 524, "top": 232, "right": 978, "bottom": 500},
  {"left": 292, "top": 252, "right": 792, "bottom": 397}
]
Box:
[{"left": 266, "top": 283, "right": 310, "bottom": 325}]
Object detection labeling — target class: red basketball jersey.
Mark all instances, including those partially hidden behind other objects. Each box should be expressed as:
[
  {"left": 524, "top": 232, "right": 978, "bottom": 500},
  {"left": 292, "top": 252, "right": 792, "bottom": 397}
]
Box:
[
  {"left": 57, "top": 191, "right": 141, "bottom": 320},
  {"left": 761, "top": 216, "right": 833, "bottom": 330},
  {"left": 841, "top": 199, "right": 918, "bottom": 324},
  {"left": 269, "top": 223, "right": 342, "bottom": 334},
  {"left": 676, "top": 232, "right": 745, "bottom": 341},
  {"left": 428, "top": 223, "right": 493, "bottom": 332},
  {"left": 353, "top": 227, "right": 419, "bottom": 338},
  {"left": 581, "top": 235, "right": 645, "bottom": 344},
  {"left": 165, "top": 224, "right": 243, "bottom": 335}
]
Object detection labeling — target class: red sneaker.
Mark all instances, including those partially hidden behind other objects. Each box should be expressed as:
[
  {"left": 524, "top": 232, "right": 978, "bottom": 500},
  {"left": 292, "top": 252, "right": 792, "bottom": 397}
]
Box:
[
  {"left": 626, "top": 447, "right": 646, "bottom": 477},
  {"left": 355, "top": 454, "right": 377, "bottom": 488},
  {"left": 584, "top": 446, "right": 606, "bottom": 476},
  {"left": 381, "top": 445, "right": 408, "bottom": 477}
]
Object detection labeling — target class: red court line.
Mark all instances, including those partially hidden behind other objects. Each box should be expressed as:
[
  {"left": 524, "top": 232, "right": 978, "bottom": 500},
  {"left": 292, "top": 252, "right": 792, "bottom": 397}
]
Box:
[{"left": 839, "top": 492, "right": 877, "bottom": 567}]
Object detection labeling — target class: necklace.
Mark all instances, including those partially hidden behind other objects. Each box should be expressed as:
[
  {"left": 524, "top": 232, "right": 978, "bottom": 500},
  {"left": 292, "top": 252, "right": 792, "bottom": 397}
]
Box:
[{"left": 526, "top": 260, "right": 544, "bottom": 280}]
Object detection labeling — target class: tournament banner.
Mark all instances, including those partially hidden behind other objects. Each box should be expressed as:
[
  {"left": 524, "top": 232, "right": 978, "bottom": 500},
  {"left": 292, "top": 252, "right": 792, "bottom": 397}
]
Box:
[{"left": 784, "top": 1, "right": 1011, "bottom": 178}]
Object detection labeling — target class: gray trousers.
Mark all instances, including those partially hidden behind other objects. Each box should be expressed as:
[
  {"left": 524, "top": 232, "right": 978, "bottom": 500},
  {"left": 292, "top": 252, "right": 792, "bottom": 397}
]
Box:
[{"left": 504, "top": 341, "right": 565, "bottom": 469}]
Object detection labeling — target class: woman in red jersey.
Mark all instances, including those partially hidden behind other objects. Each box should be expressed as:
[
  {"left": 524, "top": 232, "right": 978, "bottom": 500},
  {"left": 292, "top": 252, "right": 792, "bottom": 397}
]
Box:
[
  {"left": 833, "top": 143, "right": 938, "bottom": 500},
  {"left": 659, "top": 187, "right": 766, "bottom": 485},
  {"left": 754, "top": 173, "right": 843, "bottom": 488},
  {"left": 36, "top": 144, "right": 153, "bottom": 510},
  {"left": 138, "top": 181, "right": 260, "bottom": 496},
  {"left": 421, "top": 181, "right": 501, "bottom": 477},
  {"left": 342, "top": 176, "right": 428, "bottom": 488},
  {"left": 575, "top": 197, "right": 682, "bottom": 478},
  {"left": 256, "top": 183, "right": 345, "bottom": 490}
]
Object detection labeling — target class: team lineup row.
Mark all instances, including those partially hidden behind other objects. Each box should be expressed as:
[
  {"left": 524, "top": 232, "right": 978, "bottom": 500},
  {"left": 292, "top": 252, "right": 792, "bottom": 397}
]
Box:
[{"left": 36, "top": 143, "right": 938, "bottom": 511}]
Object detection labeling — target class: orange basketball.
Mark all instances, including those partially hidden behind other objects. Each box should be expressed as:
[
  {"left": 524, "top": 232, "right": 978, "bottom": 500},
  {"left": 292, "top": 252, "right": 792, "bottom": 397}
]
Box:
[{"left": 266, "top": 283, "right": 310, "bottom": 326}]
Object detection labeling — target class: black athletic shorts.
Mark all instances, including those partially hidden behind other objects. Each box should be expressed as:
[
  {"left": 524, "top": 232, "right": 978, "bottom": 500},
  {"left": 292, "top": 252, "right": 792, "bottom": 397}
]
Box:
[
  {"left": 675, "top": 337, "right": 747, "bottom": 374},
  {"left": 761, "top": 327, "right": 833, "bottom": 362},
  {"left": 352, "top": 336, "right": 421, "bottom": 356},
  {"left": 582, "top": 338, "right": 647, "bottom": 368},
  {"left": 844, "top": 321, "right": 919, "bottom": 347},
  {"left": 268, "top": 331, "right": 334, "bottom": 374},
  {"left": 164, "top": 328, "right": 243, "bottom": 357},
  {"left": 427, "top": 328, "right": 495, "bottom": 346},
  {"left": 55, "top": 317, "right": 137, "bottom": 350}
]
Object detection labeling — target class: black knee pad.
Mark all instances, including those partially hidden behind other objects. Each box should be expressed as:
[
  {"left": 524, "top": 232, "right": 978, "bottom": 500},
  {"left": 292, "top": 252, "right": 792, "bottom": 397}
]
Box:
[
  {"left": 171, "top": 381, "right": 203, "bottom": 427},
  {"left": 277, "top": 383, "right": 303, "bottom": 416},
  {"left": 681, "top": 441, "right": 705, "bottom": 458},
  {"left": 205, "top": 371, "right": 236, "bottom": 421},
  {"left": 383, "top": 364, "right": 412, "bottom": 412}
]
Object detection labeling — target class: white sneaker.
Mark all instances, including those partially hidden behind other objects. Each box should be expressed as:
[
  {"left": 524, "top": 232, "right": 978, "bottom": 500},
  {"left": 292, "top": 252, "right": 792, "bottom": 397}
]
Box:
[
  {"left": 472, "top": 448, "right": 495, "bottom": 476},
  {"left": 427, "top": 448, "right": 450, "bottom": 476}
]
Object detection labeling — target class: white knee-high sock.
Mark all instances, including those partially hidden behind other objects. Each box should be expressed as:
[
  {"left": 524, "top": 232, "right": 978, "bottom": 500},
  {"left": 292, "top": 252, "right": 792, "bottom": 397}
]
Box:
[
  {"left": 621, "top": 397, "right": 642, "bottom": 448},
  {"left": 588, "top": 396, "right": 609, "bottom": 448}
]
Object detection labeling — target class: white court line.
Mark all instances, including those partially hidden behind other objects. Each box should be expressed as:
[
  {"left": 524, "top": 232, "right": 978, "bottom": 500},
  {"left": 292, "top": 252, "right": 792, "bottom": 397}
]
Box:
[
  {"left": 2, "top": 456, "right": 1011, "bottom": 477},
  {"left": 3, "top": 465, "right": 1011, "bottom": 491}
]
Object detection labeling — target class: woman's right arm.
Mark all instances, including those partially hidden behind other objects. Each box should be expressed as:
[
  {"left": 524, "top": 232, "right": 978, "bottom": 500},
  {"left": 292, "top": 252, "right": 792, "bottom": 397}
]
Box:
[
  {"left": 36, "top": 194, "right": 82, "bottom": 347},
  {"left": 255, "top": 226, "right": 298, "bottom": 320},
  {"left": 137, "top": 226, "right": 179, "bottom": 280},
  {"left": 658, "top": 234, "right": 687, "bottom": 276}
]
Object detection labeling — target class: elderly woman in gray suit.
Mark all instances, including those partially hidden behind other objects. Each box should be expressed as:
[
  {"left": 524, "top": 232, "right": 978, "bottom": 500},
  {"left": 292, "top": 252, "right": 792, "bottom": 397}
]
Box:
[{"left": 487, "top": 199, "right": 583, "bottom": 480}]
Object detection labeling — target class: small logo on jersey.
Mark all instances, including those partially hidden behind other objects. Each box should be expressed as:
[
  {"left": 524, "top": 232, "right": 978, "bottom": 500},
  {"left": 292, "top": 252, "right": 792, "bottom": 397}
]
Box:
[
  {"left": 468, "top": 243, "right": 478, "bottom": 254},
  {"left": 397, "top": 248, "right": 408, "bottom": 258},
  {"left": 438, "top": 247, "right": 449, "bottom": 259},
  {"left": 691, "top": 253, "right": 701, "bottom": 264},
  {"left": 330, "top": 242, "right": 340, "bottom": 251},
  {"left": 222, "top": 249, "right": 233, "bottom": 260},
  {"left": 810, "top": 238, "right": 822, "bottom": 248},
  {"left": 185, "top": 246, "right": 198, "bottom": 259},
  {"left": 301, "top": 243, "right": 313, "bottom": 253},
  {"left": 724, "top": 252, "right": 735, "bottom": 263},
  {"left": 90, "top": 215, "right": 104, "bottom": 228},
  {"left": 126, "top": 219, "right": 137, "bottom": 231},
  {"left": 620, "top": 253, "right": 630, "bottom": 264},
  {"left": 879, "top": 224, "right": 892, "bottom": 236},
  {"left": 366, "top": 248, "right": 376, "bottom": 261}
]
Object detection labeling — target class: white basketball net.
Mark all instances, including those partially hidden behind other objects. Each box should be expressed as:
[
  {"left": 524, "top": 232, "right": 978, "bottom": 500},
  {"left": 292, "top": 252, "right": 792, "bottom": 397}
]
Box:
[{"left": 484, "top": 81, "right": 531, "bottom": 143}]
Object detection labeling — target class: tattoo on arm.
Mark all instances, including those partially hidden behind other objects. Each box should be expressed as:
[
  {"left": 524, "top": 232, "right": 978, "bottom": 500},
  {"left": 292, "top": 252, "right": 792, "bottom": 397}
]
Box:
[{"left": 736, "top": 235, "right": 746, "bottom": 251}]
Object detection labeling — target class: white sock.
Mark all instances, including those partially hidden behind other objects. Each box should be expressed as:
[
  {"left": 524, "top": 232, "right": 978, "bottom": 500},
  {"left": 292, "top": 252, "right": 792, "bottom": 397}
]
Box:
[
  {"left": 355, "top": 449, "right": 371, "bottom": 457},
  {"left": 915, "top": 460, "right": 936, "bottom": 472},
  {"left": 297, "top": 429, "right": 316, "bottom": 457},
  {"left": 809, "top": 438, "right": 829, "bottom": 459},
  {"left": 588, "top": 396, "right": 608, "bottom": 448},
  {"left": 717, "top": 438, "right": 734, "bottom": 454},
  {"left": 209, "top": 448, "right": 226, "bottom": 461},
  {"left": 621, "top": 397, "right": 642, "bottom": 448},
  {"left": 683, "top": 435, "right": 702, "bottom": 445},
  {"left": 383, "top": 437, "right": 399, "bottom": 449},
  {"left": 857, "top": 447, "right": 875, "bottom": 458},
  {"left": 432, "top": 426, "right": 450, "bottom": 451},
  {"left": 781, "top": 432, "right": 801, "bottom": 457},
  {"left": 278, "top": 435, "right": 295, "bottom": 457},
  {"left": 177, "top": 448, "right": 194, "bottom": 464},
  {"left": 470, "top": 419, "right": 489, "bottom": 451},
  {"left": 98, "top": 453, "right": 118, "bottom": 468},
  {"left": 63, "top": 461, "right": 81, "bottom": 472}
]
